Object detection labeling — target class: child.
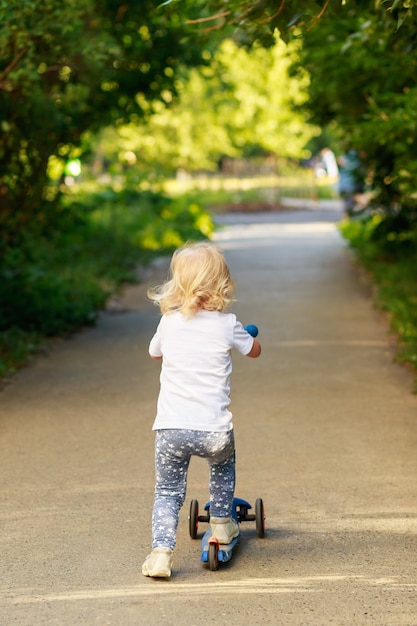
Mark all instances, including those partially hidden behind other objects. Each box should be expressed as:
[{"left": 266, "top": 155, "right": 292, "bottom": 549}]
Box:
[{"left": 142, "top": 241, "right": 261, "bottom": 578}]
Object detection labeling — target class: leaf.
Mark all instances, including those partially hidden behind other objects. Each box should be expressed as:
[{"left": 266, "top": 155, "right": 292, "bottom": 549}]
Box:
[{"left": 396, "top": 11, "right": 408, "bottom": 28}]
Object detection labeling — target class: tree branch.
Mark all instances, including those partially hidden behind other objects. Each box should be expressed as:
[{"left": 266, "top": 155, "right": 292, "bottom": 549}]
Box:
[
  {"left": 185, "top": 10, "right": 231, "bottom": 24},
  {"left": 307, "top": 0, "right": 331, "bottom": 30},
  {"left": 0, "top": 46, "right": 29, "bottom": 88},
  {"left": 258, "top": 0, "right": 286, "bottom": 24}
]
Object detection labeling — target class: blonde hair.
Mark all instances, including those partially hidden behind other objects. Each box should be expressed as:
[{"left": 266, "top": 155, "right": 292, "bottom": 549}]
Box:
[{"left": 148, "top": 242, "right": 234, "bottom": 317}]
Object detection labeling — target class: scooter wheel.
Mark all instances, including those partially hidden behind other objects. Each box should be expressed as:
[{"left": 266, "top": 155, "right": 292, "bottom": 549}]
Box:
[
  {"left": 189, "top": 499, "right": 199, "bottom": 539},
  {"left": 255, "top": 498, "right": 265, "bottom": 538},
  {"left": 208, "top": 542, "right": 219, "bottom": 571}
]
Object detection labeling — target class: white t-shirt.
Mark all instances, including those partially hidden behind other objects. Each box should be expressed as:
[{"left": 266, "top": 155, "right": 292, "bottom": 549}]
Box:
[{"left": 149, "top": 310, "right": 254, "bottom": 432}]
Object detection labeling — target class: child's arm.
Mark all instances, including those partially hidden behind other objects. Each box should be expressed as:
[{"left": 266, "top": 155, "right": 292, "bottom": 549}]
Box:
[{"left": 246, "top": 338, "right": 261, "bottom": 358}]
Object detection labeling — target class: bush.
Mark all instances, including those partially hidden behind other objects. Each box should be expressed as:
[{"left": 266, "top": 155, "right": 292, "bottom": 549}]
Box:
[
  {"left": 0, "top": 242, "right": 105, "bottom": 335},
  {"left": 0, "top": 328, "right": 41, "bottom": 379},
  {"left": 340, "top": 213, "right": 417, "bottom": 388}
]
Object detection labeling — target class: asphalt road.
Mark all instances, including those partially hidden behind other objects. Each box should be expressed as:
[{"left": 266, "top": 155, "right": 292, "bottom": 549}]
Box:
[{"left": 1, "top": 205, "right": 417, "bottom": 625}]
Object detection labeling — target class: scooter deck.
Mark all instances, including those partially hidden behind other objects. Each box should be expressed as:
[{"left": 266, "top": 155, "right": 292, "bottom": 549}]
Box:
[{"left": 201, "top": 528, "right": 240, "bottom": 563}]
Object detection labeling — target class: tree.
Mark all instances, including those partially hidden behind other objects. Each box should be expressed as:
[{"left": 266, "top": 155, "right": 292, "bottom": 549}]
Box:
[
  {"left": 92, "top": 38, "right": 317, "bottom": 175},
  {"left": 291, "top": 3, "right": 417, "bottom": 223},
  {"left": 0, "top": 0, "right": 206, "bottom": 245},
  {"left": 2, "top": 0, "right": 415, "bottom": 242},
  {"left": 178, "top": 0, "right": 417, "bottom": 226},
  {"left": 177, "top": 1, "right": 416, "bottom": 40}
]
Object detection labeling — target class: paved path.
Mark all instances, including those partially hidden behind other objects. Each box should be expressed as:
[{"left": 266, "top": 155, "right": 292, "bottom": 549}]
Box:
[{"left": 1, "top": 207, "right": 417, "bottom": 625}]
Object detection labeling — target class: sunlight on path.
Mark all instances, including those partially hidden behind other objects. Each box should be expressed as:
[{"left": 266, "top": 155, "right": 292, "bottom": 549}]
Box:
[
  {"left": 6, "top": 574, "right": 415, "bottom": 604},
  {"left": 213, "top": 222, "right": 338, "bottom": 241}
]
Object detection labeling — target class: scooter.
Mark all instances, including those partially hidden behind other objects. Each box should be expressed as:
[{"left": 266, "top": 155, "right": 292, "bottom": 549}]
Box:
[{"left": 188, "top": 496, "right": 266, "bottom": 571}]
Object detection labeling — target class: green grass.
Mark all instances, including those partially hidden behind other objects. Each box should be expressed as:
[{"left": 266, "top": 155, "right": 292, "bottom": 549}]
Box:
[{"left": 340, "top": 214, "right": 417, "bottom": 389}]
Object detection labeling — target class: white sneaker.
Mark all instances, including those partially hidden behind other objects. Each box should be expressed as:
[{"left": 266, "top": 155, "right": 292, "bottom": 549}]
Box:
[
  {"left": 210, "top": 517, "right": 239, "bottom": 544},
  {"left": 142, "top": 548, "right": 173, "bottom": 578}
]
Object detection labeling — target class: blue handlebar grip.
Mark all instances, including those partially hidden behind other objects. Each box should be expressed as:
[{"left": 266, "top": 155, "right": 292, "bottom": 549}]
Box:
[{"left": 244, "top": 324, "right": 259, "bottom": 337}]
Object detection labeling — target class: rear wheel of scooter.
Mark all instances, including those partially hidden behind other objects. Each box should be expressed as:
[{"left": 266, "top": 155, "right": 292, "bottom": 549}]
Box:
[
  {"left": 189, "top": 499, "right": 199, "bottom": 539},
  {"left": 208, "top": 542, "right": 219, "bottom": 571},
  {"left": 255, "top": 498, "right": 265, "bottom": 538}
]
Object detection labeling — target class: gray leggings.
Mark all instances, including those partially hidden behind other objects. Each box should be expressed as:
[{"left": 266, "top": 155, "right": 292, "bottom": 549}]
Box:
[{"left": 152, "top": 429, "right": 236, "bottom": 550}]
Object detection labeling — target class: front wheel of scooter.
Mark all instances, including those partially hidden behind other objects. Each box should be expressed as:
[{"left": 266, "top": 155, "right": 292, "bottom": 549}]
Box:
[{"left": 208, "top": 542, "right": 219, "bottom": 571}]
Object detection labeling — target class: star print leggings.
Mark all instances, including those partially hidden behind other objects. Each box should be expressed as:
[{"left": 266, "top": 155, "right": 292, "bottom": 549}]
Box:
[{"left": 151, "top": 429, "right": 236, "bottom": 550}]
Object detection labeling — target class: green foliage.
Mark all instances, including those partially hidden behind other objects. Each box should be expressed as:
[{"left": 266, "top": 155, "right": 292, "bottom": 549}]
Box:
[
  {"left": 0, "top": 328, "right": 41, "bottom": 379},
  {"left": 185, "top": 1, "right": 415, "bottom": 32},
  {"left": 0, "top": 0, "right": 206, "bottom": 237},
  {"left": 90, "top": 38, "right": 318, "bottom": 177},
  {"left": 183, "top": 1, "right": 417, "bottom": 228},
  {"left": 0, "top": 240, "right": 105, "bottom": 335},
  {"left": 173, "top": 1, "right": 416, "bottom": 47},
  {"left": 341, "top": 215, "right": 417, "bottom": 385},
  {"left": 279, "top": 2, "right": 417, "bottom": 235}
]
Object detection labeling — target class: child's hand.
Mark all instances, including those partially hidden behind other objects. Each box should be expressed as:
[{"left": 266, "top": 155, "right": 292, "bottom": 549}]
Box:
[{"left": 247, "top": 339, "right": 261, "bottom": 358}]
